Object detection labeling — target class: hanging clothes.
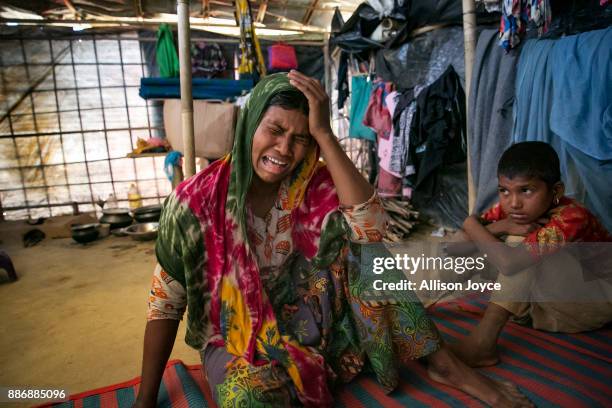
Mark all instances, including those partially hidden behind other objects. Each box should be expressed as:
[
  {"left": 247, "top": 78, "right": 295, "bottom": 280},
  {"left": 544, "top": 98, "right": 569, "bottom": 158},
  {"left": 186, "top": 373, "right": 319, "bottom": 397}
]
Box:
[
  {"left": 385, "top": 91, "right": 415, "bottom": 198},
  {"left": 390, "top": 92, "right": 417, "bottom": 179},
  {"left": 408, "top": 65, "right": 466, "bottom": 200},
  {"left": 499, "top": 0, "right": 552, "bottom": 51},
  {"left": 378, "top": 26, "right": 465, "bottom": 193},
  {"left": 337, "top": 52, "right": 350, "bottom": 109},
  {"left": 377, "top": 90, "right": 401, "bottom": 177},
  {"left": 548, "top": 27, "right": 612, "bottom": 160},
  {"left": 348, "top": 76, "right": 377, "bottom": 141},
  {"left": 377, "top": 168, "right": 403, "bottom": 198},
  {"left": 191, "top": 42, "right": 227, "bottom": 78},
  {"left": 469, "top": 29, "right": 521, "bottom": 214},
  {"left": 363, "top": 81, "right": 401, "bottom": 197},
  {"left": 513, "top": 27, "right": 612, "bottom": 231},
  {"left": 363, "top": 81, "right": 393, "bottom": 140},
  {"left": 156, "top": 23, "right": 180, "bottom": 78}
]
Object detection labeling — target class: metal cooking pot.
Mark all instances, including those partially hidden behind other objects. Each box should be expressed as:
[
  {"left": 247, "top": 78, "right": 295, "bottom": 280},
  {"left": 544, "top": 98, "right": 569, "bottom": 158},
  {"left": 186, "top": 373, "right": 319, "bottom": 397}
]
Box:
[
  {"left": 134, "top": 212, "right": 160, "bottom": 223},
  {"left": 133, "top": 204, "right": 161, "bottom": 223},
  {"left": 71, "top": 223, "right": 100, "bottom": 244},
  {"left": 133, "top": 204, "right": 161, "bottom": 214},
  {"left": 100, "top": 208, "right": 133, "bottom": 229}
]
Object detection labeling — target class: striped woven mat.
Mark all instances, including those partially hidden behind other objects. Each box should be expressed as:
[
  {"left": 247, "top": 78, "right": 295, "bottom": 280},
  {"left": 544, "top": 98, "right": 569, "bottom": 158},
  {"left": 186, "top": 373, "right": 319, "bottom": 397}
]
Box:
[{"left": 42, "top": 296, "right": 612, "bottom": 407}]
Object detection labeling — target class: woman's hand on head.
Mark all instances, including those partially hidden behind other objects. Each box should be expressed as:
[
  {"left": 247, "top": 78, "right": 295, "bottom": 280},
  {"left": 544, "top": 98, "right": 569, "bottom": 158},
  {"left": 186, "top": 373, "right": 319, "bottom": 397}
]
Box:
[
  {"left": 288, "top": 70, "right": 374, "bottom": 205},
  {"left": 287, "top": 70, "right": 333, "bottom": 142}
]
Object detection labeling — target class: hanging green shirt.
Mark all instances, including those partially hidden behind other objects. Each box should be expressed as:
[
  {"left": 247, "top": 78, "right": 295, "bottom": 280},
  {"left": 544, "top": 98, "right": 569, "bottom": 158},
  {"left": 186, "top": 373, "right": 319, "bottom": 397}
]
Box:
[{"left": 156, "top": 23, "right": 180, "bottom": 78}]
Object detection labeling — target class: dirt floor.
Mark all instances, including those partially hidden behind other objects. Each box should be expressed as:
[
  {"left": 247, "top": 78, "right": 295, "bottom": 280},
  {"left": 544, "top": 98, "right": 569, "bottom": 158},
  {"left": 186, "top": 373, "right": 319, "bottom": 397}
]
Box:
[
  {"left": 0, "top": 221, "right": 199, "bottom": 407},
  {"left": 0, "top": 217, "right": 447, "bottom": 406}
]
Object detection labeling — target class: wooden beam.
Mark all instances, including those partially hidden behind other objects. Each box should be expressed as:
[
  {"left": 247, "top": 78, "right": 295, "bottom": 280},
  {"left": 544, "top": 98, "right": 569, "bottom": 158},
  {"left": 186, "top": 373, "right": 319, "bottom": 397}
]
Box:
[
  {"left": 63, "top": 0, "right": 78, "bottom": 19},
  {"left": 0, "top": 18, "right": 327, "bottom": 34},
  {"left": 202, "top": 0, "right": 210, "bottom": 17},
  {"left": 256, "top": 0, "right": 268, "bottom": 23},
  {"left": 209, "top": 0, "right": 352, "bottom": 12},
  {"left": 134, "top": 0, "right": 144, "bottom": 17},
  {"left": 302, "top": 0, "right": 320, "bottom": 25}
]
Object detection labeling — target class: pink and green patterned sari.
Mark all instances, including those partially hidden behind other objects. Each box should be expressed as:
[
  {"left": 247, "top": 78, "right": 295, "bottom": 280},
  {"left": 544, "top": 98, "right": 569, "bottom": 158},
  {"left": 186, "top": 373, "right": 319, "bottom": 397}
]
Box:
[{"left": 156, "top": 74, "right": 440, "bottom": 407}]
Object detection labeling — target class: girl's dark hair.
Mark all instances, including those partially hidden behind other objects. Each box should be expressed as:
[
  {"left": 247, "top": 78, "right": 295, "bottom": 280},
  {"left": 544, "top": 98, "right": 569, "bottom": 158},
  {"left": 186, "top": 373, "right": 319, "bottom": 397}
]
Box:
[
  {"left": 266, "top": 89, "right": 309, "bottom": 116},
  {"left": 497, "top": 141, "right": 561, "bottom": 186}
]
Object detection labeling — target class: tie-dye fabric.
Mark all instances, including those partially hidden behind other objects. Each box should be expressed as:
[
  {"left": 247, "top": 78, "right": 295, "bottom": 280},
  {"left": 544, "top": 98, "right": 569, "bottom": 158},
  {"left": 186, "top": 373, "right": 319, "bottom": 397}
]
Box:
[{"left": 155, "top": 73, "right": 440, "bottom": 407}]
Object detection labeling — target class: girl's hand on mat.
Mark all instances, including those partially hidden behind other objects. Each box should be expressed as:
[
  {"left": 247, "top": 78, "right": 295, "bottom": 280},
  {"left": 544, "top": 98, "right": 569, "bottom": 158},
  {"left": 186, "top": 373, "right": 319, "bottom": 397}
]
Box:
[{"left": 287, "top": 70, "right": 333, "bottom": 142}]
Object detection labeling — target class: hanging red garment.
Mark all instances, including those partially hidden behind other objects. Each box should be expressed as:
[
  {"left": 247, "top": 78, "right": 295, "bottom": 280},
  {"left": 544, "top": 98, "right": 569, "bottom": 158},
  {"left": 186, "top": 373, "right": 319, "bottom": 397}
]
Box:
[{"left": 363, "top": 82, "right": 393, "bottom": 140}]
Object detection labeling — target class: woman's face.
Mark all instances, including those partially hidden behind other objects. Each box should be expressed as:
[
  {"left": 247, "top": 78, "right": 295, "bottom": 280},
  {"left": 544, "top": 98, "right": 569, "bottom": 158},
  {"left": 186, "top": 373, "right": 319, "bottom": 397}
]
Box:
[{"left": 251, "top": 105, "right": 311, "bottom": 185}]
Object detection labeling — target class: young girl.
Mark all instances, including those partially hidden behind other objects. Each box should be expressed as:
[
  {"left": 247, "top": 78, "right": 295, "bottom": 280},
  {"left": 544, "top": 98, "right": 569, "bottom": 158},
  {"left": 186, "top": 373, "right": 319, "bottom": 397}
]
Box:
[{"left": 451, "top": 141, "right": 612, "bottom": 367}]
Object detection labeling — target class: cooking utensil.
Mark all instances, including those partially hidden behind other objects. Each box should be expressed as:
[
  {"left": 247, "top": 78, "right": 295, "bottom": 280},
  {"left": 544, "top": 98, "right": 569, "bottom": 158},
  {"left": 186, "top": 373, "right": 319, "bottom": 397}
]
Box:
[
  {"left": 133, "top": 204, "right": 161, "bottom": 214},
  {"left": 100, "top": 208, "right": 133, "bottom": 229},
  {"left": 133, "top": 204, "right": 162, "bottom": 223},
  {"left": 71, "top": 223, "right": 100, "bottom": 244},
  {"left": 122, "top": 222, "right": 158, "bottom": 241}
]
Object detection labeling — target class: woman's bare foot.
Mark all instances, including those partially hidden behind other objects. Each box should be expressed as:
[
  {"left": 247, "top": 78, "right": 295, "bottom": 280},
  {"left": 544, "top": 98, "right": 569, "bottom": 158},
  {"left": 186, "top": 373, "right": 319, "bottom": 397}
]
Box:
[
  {"left": 426, "top": 346, "right": 532, "bottom": 407},
  {"left": 449, "top": 336, "right": 500, "bottom": 367}
]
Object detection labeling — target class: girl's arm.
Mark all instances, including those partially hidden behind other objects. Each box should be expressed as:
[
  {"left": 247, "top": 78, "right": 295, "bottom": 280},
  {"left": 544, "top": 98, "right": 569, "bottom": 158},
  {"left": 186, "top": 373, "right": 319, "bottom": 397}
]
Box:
[
  {"left": 462, "top": 215, "right": 541, "bottom": 275},
  {"left": 288, "top": 70, "right": 373, "bottom": 206},
  {"left": 445, "top": 223, "right": 509, "bottom": 256}
]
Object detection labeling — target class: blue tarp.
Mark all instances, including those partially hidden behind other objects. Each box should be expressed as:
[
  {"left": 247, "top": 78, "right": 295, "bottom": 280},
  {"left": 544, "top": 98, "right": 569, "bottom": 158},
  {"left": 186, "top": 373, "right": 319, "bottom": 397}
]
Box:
[
  {"left": 513, "top": 27, "right": 612, "bottom": 231},
  {"left": 139, "top": 78, "right": 253, "bottom": 100}
]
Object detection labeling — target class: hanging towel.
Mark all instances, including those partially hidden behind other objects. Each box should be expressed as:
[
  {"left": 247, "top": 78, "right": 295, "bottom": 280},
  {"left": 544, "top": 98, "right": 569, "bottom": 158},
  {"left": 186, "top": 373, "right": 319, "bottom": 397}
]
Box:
[
  {"left": 348, "top": 76, "right": 377, "bottom": 141},
  {"left": 156, "top": 23, "right": 180, "bottom": 78}
]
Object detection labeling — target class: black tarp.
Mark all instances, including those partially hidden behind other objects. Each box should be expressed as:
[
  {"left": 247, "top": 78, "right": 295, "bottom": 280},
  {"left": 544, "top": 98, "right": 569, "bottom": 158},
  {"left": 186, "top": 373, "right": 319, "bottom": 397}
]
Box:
[{"left": 330, "top": 0, "right": 465, "bottom": 53}]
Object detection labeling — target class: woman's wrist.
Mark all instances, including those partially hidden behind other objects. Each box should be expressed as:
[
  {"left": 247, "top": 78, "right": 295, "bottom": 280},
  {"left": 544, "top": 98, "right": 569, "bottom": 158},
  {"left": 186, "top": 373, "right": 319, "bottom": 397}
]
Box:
[
  {"left": 134, "top": 392, "right": 157, "bottom": 408},
  {"left": 312, "top": 130, "right": 337, "bottom": 152}
]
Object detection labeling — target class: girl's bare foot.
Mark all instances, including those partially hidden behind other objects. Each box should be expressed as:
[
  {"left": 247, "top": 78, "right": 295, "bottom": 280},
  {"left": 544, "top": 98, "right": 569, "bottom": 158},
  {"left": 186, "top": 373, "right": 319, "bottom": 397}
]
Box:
[
  {"left": 426, "top": 346, "right": 532, "bottom": 407},
  {"left": 449, "top": 302, "right": 511, "bottom": 367},
  {"left": 449, "top": 336, "right": 500, "bottom": 367}
]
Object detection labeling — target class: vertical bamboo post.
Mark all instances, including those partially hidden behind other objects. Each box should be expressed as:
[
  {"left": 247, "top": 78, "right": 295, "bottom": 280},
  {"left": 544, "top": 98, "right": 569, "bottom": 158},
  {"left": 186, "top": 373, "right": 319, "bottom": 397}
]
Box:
[
  {"left": 462, "top": 0, "right": 477, "bottom": 214},
  {"left": 177, "top": 0, "right": 196, "bottom": 177},
  {"left": 323, "top": 35, "right": 332, "bottom": 100}
]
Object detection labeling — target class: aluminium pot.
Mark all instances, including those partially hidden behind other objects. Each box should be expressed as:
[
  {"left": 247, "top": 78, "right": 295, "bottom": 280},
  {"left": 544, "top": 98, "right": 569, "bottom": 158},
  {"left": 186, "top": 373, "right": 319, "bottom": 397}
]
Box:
[
  {"left": 71, "top": 223, "right": 100, "bottom": 244},
  {"left": 100, "top": 208, "right": 133, "bottom": 230},
  {"left": 133, "top": 204, "right": 162, "bottom": 223}
]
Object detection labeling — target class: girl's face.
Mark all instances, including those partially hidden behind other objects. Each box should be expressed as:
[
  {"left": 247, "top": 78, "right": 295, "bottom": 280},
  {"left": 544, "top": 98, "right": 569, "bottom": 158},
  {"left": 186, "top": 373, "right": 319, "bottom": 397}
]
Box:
[
  {"left": 251, "top": 105, "right": 311, "bottom": 185},
  {"left": 497, "top": 175, "right": 563, "bottom": 224}
]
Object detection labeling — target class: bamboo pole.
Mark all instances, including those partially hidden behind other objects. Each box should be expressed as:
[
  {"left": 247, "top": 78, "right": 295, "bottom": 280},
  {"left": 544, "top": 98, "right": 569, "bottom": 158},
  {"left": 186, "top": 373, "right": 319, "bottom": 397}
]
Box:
[
  {"left": 323, "top": 34, "right": 332, "bottom": 100},
  {"left": 462, "top": 0, "right": 477, "bottom": 214},
  {"left": 177, "top": 0, "right": 196, "bottom": 178}
]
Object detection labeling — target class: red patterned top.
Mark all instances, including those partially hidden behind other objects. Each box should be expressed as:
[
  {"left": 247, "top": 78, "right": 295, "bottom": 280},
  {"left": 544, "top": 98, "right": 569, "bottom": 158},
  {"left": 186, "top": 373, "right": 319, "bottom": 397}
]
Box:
[{"left": 481, "top": 196, "right": 612, "bottom": 257}]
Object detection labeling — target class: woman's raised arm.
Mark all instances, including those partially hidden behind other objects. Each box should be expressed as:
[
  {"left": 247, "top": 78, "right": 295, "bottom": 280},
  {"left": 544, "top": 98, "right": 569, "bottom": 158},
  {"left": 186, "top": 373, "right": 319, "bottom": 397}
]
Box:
[{"left": 288, "top": 70, "right": 374, "bottom": 206}]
